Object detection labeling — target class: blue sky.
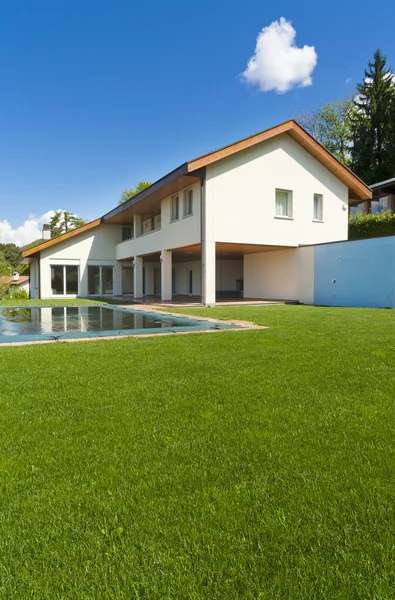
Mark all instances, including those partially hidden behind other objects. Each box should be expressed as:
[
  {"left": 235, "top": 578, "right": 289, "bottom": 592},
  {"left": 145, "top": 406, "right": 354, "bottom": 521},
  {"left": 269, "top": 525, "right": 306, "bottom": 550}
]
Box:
[{"left": 1, "top": 0, "right": 394, "bottom": 244}]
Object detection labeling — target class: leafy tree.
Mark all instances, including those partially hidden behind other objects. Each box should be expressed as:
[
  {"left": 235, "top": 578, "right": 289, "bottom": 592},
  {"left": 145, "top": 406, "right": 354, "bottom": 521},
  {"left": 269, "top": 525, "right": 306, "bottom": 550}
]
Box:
[
  {"left": 350, "top": 49, "right": 395, "bottom": 183},
  {"left": 0, "top": 243, "right": 21, "bottom": 270},
  {"left": 295, "top": 98, "right": 354, "bottom": 165},
  {"left": 119, "top": 181, "right": 152, "bottom": 205},
  {"left": 0, "top": 251, "right": 11, "bottom": 276},
  {"left": 50, "top": 211, "right": 87, "bottom": 238}
]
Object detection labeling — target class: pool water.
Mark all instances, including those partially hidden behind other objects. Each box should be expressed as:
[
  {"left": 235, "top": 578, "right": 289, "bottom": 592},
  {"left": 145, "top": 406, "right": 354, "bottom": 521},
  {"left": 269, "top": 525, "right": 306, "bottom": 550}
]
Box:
[{"left": 0, "top": 305, "right": 235, "bottom": 343}]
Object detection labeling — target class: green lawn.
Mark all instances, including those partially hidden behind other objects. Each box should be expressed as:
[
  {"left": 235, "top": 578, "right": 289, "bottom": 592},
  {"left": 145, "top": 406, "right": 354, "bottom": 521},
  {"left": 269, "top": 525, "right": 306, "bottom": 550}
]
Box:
[{"left": 0, "top": 305, "right": 394, "bottom": 599}]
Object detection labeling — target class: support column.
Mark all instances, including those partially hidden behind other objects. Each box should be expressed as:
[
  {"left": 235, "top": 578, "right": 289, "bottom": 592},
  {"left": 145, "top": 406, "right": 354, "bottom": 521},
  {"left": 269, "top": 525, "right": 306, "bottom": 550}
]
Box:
[
  {"left": 133, "top": 256, "right": 143, "bottom": 299},
  {"left": 161, "top": 250, "right": 172, "bottom": 302},
  {"left": 134, "top": 214, "right": 142, "bottom": 238},
  {"left": 202, "top": 240, "right": 216, "bottom": 306}
]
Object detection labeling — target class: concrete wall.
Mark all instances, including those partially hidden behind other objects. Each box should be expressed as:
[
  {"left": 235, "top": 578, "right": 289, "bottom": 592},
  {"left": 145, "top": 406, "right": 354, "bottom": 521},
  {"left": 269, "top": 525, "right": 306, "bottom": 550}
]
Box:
[
  {"left": 206, "top": 134, "right": 349, "bottom": 248},
  {"left": 39, "top": 224, "right": 122, "bottom": 298},
  {"left": 314, "top": 237, "right": 395, "bottom": 308},
  {"left": 244, "top": 247, "right": 314, "bottom": 303}
]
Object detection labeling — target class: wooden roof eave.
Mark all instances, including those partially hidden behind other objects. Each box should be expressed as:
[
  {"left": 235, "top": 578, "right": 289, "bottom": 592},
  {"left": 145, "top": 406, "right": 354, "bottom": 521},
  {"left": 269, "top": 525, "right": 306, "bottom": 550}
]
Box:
[
  {"left": 187, "top": 120, "right": 372, "bottom": 202},
  {"left": 22, "top": 218, "right": 102, "bottom": 258}
]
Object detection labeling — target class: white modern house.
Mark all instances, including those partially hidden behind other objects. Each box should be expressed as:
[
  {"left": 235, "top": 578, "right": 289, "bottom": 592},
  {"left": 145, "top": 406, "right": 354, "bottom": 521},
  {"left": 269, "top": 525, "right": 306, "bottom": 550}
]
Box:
[{"left": 23, "top": 120, "right": 371, "bottom": 305}]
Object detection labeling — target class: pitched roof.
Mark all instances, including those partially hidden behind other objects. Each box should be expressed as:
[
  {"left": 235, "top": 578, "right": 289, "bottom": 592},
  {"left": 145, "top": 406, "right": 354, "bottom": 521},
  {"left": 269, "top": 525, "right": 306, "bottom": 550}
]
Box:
[
  {"left": 22, "top": 219, "right": 102, "bottom": 258},
  {"left": 0, "top": 275, "right": 30, "bottom": 286},
  {"left": 22, "top": 120, "right": 372, "bottom": 257},
  {"left": 187, "top": 120, "right": 371, "bottom": 201},
  {"left": 102, "top": 120, "right": 371, "bottom": 223}
]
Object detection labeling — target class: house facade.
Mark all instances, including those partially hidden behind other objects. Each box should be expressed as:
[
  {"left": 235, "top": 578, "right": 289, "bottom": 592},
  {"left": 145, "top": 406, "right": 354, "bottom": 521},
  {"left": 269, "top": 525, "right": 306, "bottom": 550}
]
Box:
[{"left": 23, "top": 120, "right": 371, "bottom": 304}]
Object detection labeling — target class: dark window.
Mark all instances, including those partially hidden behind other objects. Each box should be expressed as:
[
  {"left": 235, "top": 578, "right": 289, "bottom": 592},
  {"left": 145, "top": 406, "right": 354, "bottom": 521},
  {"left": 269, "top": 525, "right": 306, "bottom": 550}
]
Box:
[
  {"left": 65, "top": 266, "right": 78, "bottom": 294},
  {"left": 51, "top": 265, "right": 79, "bottom": 295},
  {"left": 122, "top": 226, "right": 133, "bottom": 241},
  {"left": 88, "top": 266, "right": 100, "bottom": 295},
  {"left": 102, "top": 267, "right": 114, "bottom": 294},
  {"left": 51, "top": 266, "right": 64, "bottom": 295}
]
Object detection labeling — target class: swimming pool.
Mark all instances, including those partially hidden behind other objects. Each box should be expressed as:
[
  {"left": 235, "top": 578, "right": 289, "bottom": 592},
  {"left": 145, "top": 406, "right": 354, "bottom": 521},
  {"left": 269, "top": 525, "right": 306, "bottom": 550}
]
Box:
[{"left": 0, "top": 305, "right": 236, "bottom": 344}]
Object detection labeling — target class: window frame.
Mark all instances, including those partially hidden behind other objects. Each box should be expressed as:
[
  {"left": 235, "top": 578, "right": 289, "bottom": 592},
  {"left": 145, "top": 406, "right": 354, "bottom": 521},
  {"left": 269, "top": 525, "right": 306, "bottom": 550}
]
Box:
[
  {"left": 313, "top": 193, "right": 324, "bottom": 222},
  {"left": 275, "top": 189, "right": 293, "bottom": 219},
  {"left": 50, "top": 264, "right": 79, "bottom": 297},
  {"left": 171, "top": 194, "right": 179, "bottom": 222},
  {"left": 122, "top": 225, "right": 133, "bottom": 241},
  {"left": 87, "top": 265, "right": 114, "bottom": 296},
  {"left": 183, "top": 188, "right": 193, "bottom": 218}
]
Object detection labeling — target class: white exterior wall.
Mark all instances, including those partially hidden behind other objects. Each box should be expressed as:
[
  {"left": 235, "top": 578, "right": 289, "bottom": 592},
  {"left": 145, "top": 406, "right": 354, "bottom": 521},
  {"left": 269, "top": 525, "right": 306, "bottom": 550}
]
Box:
[
  {"left": 173, "top": 261, "right": 201, "bottom": 296},
  {"left": 18, "top": 279, "right": 30, "bottom": 294},
  {"left": 216, "top": 260, "right": 243, "bottom": 292},
  {"left": 244, "top": 246, "right": 314, "bottom": 303},
  {"left": 117, "top": 182, "right": 201, "bottom": 261},
  {"left": 206, "top": 134, "right": 349, "bottom": 247},
  {"left": 39, "top": 224, "right": 122, "bottom": 298}
]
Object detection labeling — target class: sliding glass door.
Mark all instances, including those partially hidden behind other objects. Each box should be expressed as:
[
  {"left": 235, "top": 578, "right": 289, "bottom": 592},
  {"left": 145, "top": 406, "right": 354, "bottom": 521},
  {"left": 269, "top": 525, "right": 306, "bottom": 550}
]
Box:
[
  {"left": 88, "top": 265, "right": 114, "bottom": 295},
  {"left": 51, "top": 265, "right": 79, "bottom": 296}
]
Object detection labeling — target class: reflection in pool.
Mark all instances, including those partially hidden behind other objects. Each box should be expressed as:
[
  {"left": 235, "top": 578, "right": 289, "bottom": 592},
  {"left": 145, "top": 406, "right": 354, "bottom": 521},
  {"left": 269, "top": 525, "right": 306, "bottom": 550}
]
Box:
[{"left": 0, "top": 305, "right": 235, "bottom": 343}]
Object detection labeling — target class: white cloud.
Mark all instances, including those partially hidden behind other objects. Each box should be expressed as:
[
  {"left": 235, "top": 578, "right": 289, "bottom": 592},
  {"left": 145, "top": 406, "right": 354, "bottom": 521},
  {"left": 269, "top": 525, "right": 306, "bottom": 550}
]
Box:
[
  {"left": 345, "top": 77, "right": 352, "bottom": 84},
  {"left": 242, "top": 17, "right": 317, "bottom": 93},
  {"left": 0, "top": 210, "right": 56, "bottom": 246}
]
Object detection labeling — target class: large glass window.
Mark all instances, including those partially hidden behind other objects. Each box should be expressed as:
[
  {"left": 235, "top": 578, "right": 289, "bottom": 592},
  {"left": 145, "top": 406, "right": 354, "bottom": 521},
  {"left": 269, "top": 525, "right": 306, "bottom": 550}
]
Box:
[
  {"left": 88, "top": 266, "right": 114, "bottom": 295},
  {"left": 51, "top": 266, "right": 64, "bottom": 295},
  {"left": 370, "top": 196, "right": 388, "bottom": 214},
  {"left": 51, "top": 265, "right": 79, "bottom": 296},
  {"left": 275, "top": 189, "right": 293, "bottom": 218},
  {"left": 88, "top": 266, "right": 100, "bottom": 295},
  {"left": 102, "top": 267, "right": 114, "bottom": 294}
]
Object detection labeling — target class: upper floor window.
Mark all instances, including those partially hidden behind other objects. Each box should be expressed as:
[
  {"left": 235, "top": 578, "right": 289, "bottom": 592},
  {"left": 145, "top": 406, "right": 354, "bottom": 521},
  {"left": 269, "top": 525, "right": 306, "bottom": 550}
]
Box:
[
  {"left": 313, "top": 194, "right": 323, "bottom": 221},
  {"left": 171, "top": 195, "right": 179, "bottom": 221},
  {"left": 184, "top": 188, "right": 193, "bottom": 217},
  {"left": 122, "top": 225, "right": 133, "bottom": 241},
  {"left": 275, "top": 189, "right": 293, "bottom": 218}
]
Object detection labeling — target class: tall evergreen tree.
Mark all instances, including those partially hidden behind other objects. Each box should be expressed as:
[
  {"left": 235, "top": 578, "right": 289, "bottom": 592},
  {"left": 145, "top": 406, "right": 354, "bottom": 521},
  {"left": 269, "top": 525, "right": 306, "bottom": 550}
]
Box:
[
  {"left": 351, "top": 49, "right": 395, "bottom": 183},
  {"left": 49, "top": 210, "right": 86, "bottom": 238}
]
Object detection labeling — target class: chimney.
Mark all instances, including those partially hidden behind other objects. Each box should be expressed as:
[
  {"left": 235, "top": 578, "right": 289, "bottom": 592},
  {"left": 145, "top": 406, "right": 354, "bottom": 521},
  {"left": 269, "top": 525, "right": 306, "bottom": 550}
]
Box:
[
  {"left": 42, "top": 224, "right": 51, "bottom": 240},
  {"left": 13, "top": 271, "right": 19, "bottom": 281}
]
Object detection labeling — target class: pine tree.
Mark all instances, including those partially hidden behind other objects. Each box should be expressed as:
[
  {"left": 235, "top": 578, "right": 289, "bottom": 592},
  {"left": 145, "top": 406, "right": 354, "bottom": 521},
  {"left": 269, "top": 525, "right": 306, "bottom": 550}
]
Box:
[
  {"left": 351, "top": 49, "right": 395, "bottom": 183},
  {"left": 49, "top": 210, "right": 86, "bottom": 238}
]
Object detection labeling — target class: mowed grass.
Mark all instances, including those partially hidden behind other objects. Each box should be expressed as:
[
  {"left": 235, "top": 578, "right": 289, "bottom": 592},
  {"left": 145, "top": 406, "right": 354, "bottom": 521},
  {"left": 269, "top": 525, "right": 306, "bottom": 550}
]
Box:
[{"left": 0, "top": 305, "right": 395, "bottom": 599}]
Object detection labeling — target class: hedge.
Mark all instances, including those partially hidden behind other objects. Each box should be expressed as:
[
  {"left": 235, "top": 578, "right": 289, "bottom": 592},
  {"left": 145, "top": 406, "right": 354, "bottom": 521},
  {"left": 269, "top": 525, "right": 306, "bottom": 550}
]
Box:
[{"left": 348, "top": 210, "right": 395, "bottom": 240}]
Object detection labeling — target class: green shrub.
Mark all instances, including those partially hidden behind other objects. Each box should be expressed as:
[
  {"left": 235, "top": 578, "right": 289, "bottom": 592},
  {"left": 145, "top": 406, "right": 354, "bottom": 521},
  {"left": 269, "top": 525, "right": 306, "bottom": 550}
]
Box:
[
  {"left": 9, "top": 287, "right": 29, "bottom": 300},
  {"left": 349, "top": 210, "right": 395, "bottom": 240},
  {"left": 0, "top": 281, "right": 10, "bottom": 300}
]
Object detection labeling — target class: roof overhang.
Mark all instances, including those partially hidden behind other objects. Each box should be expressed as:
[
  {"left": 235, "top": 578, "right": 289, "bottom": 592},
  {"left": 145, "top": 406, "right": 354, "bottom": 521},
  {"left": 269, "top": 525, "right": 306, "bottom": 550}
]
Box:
[
  {"left": 369, "top": 176, "right": 395, "bottom": 197},
  {"left": 105, "top": 120, "right": 371, "bottom": 223},
  {"left": 188, "top": 120, "right": 372, "bottom": 203},
  {"left": 22, "top": 218, "right": 102, "bottom": 259},
  {"left": 102, "top": 165, "right": 204, "bottom": 225}
]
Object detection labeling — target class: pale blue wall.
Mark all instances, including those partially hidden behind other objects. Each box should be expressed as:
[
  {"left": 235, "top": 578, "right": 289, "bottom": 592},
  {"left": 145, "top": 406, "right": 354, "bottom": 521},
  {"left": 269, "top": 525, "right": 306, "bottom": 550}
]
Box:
[{"left": 314, "top": 237, "right": 395, "bottom": 308}]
